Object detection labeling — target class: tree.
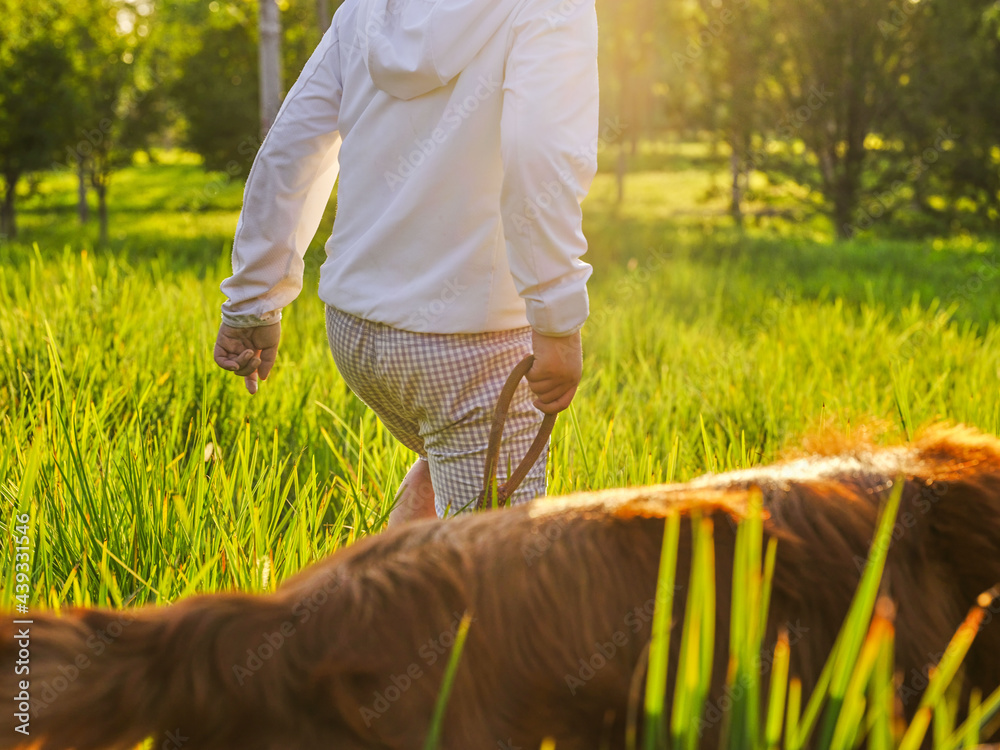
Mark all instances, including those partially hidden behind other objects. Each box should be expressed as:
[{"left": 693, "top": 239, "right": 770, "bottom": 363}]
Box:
[
  {"left": 677, "top": 0, "right": 774, "bottom": 225},
  {"left": 316, "top": 0, "right": 331, "bottom": 32},
  {"left": 258, "top": 0, "right": 284, "bottom": 137},
  {"left": 171, "top": 21, "right": 260, "bottom": 172},
  {"left": 168, "top": 0, "right": 322, "bottom": 174},
  {"left": 597, "top": 0, "right": 666, "bottom": 204},
  {"left": 0, "top": 1, "right": 76, "bottom": 238},
  {"left": 61, "top": 0, "right": 156, "bottom": 244},
  {"left": 883, "top": 0, "right": 1000, "bottom": 233},
  {"left": 765, "top": 0, "right": 917, "bottom": 238}
]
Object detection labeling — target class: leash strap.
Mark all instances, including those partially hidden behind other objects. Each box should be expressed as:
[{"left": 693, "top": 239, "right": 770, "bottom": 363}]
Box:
[{"left": 476, "top": 355, "right": 557, "bottom": 510}]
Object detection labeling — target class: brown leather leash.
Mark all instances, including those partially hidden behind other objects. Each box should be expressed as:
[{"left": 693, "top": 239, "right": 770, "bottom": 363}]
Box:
[{"left": 474, "top": 355, "right": 557, "bottom": 510}]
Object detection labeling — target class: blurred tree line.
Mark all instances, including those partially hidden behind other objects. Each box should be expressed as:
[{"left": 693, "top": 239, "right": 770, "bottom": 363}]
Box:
[
  {"left": 1, "top": 0, "right": 998, "bottom": 241},
  {"left": 0, "top": 0, "right": 333, "bottom": 241},
  {"left": 603, "top": 0, "right": 1000, "bottom": 237}
]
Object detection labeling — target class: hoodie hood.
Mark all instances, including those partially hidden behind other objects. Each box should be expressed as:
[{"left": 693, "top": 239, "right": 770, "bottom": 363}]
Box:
[{"left": 356, "top": 0, "right": 522, "bottom": 100}]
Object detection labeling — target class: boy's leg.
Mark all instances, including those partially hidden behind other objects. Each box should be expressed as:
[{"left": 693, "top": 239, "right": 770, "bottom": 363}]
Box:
[
  {"left": 423, "top": 374, "right": 547, "bottom": 516},
  {"left": 388, "top": 326, "right": 547, "bottom": 516},
  {"left": 326, "top": 306, "right": 436, "bottom": 524},
  {"left": 389, "top": 457, "right": 437, "bottom": 527},
  {"left": 326, "top": 304, "right": 548, "bottom": 520}
]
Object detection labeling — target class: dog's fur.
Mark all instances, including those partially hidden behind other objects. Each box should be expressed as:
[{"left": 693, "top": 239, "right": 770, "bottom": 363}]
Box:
[{"left": 3, "top": 425, "right": 1000, "bottom": 750}]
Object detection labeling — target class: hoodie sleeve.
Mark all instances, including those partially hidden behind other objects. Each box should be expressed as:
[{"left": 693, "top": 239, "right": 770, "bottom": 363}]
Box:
[
  {"left": 500, "top": 0, "right": 599, "bottom": 337},
  {"left": 220, "top": 25, "right": 344, "bottom": 328}
]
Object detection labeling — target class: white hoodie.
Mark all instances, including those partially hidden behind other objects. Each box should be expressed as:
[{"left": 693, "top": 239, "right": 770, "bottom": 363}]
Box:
[{"left": 221, "top": 0, "right": 599, "bottom": 336}]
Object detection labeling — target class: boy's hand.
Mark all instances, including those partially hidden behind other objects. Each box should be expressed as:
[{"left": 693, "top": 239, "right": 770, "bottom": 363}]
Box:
[
  {"left": 213, "top": 322, "right": 281, "bottom": 395},
  {"left": 526, "top": 330, "right": 582, "bottom": 414}
]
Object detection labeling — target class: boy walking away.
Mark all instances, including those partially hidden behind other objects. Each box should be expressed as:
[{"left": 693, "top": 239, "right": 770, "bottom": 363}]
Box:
[{"left": 213, "top": 0, "right": 599, "bottom": 525}]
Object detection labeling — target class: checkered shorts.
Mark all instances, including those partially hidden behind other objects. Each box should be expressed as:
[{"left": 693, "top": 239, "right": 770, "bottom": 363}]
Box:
[{"left": 325, "top": 305, "right": 549, "bottom": 516}]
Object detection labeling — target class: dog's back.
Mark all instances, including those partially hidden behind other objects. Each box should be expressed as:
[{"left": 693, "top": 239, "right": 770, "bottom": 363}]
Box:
[{"left": 3, "top": 425, "right": 999, "bottom": 749}]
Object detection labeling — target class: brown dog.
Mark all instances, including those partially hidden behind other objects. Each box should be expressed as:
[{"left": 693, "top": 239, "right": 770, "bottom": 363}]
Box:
[{"left": 2, "top": 425, "right": 999, "bottom": 750}]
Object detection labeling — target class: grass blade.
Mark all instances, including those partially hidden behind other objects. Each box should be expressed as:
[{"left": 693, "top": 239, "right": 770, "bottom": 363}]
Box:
[
  {"left": 423, "top": 611, "right": 473, "bottom": 750},
  {"left": 899, "top": 587, "right": 1000, "bottom": 750},
  {"left": 811, "top": 478, "right": 905, "bottom": 748},
  {"left": 765, "top": 628, "right": 790, "bottom": 750},
  {"left": 644, "top": 513, "right": 682, "bottom": 750}
]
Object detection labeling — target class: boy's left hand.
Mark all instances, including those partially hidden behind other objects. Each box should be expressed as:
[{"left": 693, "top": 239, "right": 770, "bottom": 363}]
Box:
[
  {"left": 527, "top": 330, "right": 582, "bottom": 414},
  {"left": 213, "top": 322, "right": 281, "bottom": 395}
]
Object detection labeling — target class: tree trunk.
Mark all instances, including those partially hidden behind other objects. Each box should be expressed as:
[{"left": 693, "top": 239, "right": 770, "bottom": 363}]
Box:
[
  {"left": 97, "top": 182, "right": 108, "bottom": 246},
  {"left": 316, "top": 0, "right": 331, "bottom": 32},
  {"left": 832, "top": 167, "right": 861, "bottom": 240},
  {"left": 26, "top": 173, "right": 41, "bottom": 198},
  {"left": 833, "top": 188, "right": 853, "bottom": 239},
  {"left": 730, "top": 149, "right": 743, "bottom": 228},
  {"left": 259, "top": 0, "right": 284, "bottom": 139},
  {"left": 1, "top": 173, "right": 19, "bottom": 239},
  {"left": 616, "top": 143, "right": 627, "bottom": 205},
  {"left": 832, "top": 140, "right": 866, "bottom": 240},
  {"left": 77, "top": 160, "right": 90, "bottom": 224}
]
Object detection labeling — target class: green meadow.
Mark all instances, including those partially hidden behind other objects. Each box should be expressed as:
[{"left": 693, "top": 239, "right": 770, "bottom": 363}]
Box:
[{"left": 1, "top": 149, "right": 999, "bottom": 610}]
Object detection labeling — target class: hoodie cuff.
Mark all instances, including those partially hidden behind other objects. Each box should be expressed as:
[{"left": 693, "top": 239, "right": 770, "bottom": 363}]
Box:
[
  {"left": 220, "top": 309, "right": 283, "bottom": 329},
  {"left": 524, "top": 276, "right": 590, "bottom": 337}
]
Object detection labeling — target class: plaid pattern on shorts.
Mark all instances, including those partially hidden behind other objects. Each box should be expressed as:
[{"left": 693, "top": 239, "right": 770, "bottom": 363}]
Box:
[{"left": 325, "top": 305, "right": 548, "bottom": 516}]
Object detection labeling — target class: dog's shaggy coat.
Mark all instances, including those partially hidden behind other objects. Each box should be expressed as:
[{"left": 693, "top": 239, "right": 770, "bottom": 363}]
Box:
[{"left": 2, "top": 425, "right": 999, "bottom": 749}]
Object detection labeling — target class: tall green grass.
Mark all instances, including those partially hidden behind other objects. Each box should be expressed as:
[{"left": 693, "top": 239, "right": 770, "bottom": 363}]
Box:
[
  {"left": 630, "top": 483, "right": 1000, "bottom": 750},
  {"left": 1, "top": 160, "right": 998, "bottom": 613}
]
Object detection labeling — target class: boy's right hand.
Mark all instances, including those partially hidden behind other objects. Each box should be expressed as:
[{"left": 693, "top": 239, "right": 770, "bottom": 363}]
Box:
[
  {"left": 526, "top": 330, "right": 583, "bottom": 415},
  {"left": 213, "top": 322, "right": 281, "bottom": 395}
]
